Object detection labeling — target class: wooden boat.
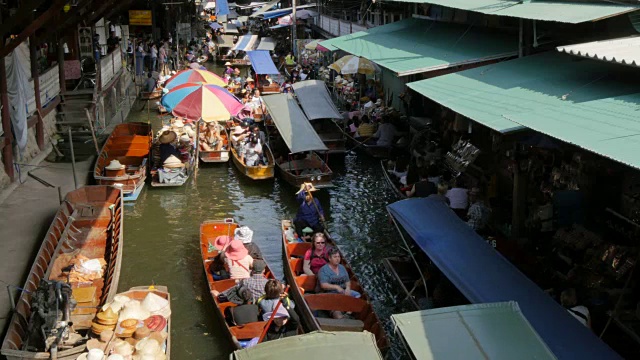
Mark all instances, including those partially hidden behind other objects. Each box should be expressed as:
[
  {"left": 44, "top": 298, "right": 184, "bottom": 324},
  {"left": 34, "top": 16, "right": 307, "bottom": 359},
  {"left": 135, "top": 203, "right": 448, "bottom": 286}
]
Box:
[
  {"left": 280, "top": 220, "right": 388, "bottom": 351},
  {"left": 276, "top": 152, "right": 333, "bottom": 189},
  {"left": 94, "top": 123, "right": 152, "bottom": 202},
  {"left": 199, "top": 127, "right": 231, "bottom": 163},
  {"left": 150, "top": 134, "right": 196, "bottom": 187},
  {"left": 199, "top": 219, "right": 280, "bottom": 349},
  {"left": 380, "top": 160, "right": 407, "bottom": 199},
  {"left": 382, "top": 257, "right": 423, "bottom": 310},
  {"left": 314, "top": 120, "right": 347, "bottom": 155},
  {"left": 258, "top": 83, "right": 280, "bottom": 95},
  {"left": 1, "top": 186, "right": 123, "bottom": 360},
  {"left": 140, "top": 88, "right": 163, "bottom": 100},
  {"left": 115, "top": 286, "right": 172, "bottom": 358},
  {"left": 230, "top": 144, "right": 275, "bottom": 180},
  {"left": 231, "top": 59, "right": 251, "bottom": 67}
]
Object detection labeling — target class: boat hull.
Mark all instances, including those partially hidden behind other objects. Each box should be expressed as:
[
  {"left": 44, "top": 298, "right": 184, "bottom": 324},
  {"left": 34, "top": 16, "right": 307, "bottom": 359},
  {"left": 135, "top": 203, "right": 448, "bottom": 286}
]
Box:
[
  {"left": 199, "top": 127, "right": 231, "bottom": 163},
  {"left": 1, "top": 186, "right": 124, "bottom": 360},
  {"left": 380, "top": 160, "right": 406, "bottom": 199},
  {"left": 276, "top": 153, "right": 333, "bottom": 188},
  {"left": 230, "top": 145, "right": 275, "bottom": 180}
]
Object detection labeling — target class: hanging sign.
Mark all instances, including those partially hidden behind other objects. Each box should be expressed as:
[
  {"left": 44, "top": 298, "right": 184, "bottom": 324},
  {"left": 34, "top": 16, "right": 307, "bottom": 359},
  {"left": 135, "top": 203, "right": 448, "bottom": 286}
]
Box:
[{"left": 129, "top": 10, "right": 152, "bottom": 26}]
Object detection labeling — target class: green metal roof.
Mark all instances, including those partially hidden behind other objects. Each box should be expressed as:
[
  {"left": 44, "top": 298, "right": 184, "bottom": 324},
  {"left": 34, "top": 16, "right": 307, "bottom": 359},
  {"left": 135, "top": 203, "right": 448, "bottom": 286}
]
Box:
[
  {"left": 390, "top": 0, "right": 638, "bottom": 24},
  {"left": 408, "top": 51, "right": 640, "bottom": 169},
  {"left": 392, "top": 302, "right": 556, "bottom": 360},
  {"left": 320, "top": 18, "right": 517, "bottom": 76}
]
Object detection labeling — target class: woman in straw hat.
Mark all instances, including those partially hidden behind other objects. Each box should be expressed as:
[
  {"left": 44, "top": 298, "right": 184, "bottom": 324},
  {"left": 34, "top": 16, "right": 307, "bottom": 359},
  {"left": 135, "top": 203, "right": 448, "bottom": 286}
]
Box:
[
  {"left": 293, "top": 183, "right": 324, "bottom": 238},
  {"left": 224, "top": 62, "right": 233, "bottom": 75},
  {"left": 157, "top": 130, "right": 180, "bottom": 164},
  {"left": 224, "top": 239, "right": 253, "bottom": 280}
]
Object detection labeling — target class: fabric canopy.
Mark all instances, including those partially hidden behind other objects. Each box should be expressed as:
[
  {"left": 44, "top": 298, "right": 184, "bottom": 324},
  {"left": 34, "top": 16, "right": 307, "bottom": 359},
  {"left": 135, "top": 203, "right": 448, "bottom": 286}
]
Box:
[
  {"left": 256, "top": 37, "right": 276, "bottom": 51},
  {"left": 262, "top": 93, "right": 328, "bottom": 153},
  {"left": 223, "top": 23, "right": 239, "bottom": 34},
  {"left": 392, "top": 302, "right": 555, "bottom": 360},
  {"left": 321, "top": 18, "right": 517, "bottom": 76},
  {"left": 215, "top": 0, "right": 230, "bottom": 16},
  {"left": 247, "top": 50, "right": 279, "bottom": 74},
  {"left": 292, "top": 80, "right": 342, "bottom": 120},
  {"left": 232, "top": 35, "right": 259, "bottom": 51},
  {"left": 231, "top": 331, "right": 383, "bottom": 360},
  {"left": 209, "top": 22, "right": 223, "bottom": 30},
  {"left": 387, "top": 198, "right": 621, "bottom": 360},
  {"left": 250, "top": 0, "right": 281, "bottom": 17},
  {"left": 388, "top": 0, "right": 638, "bottom": 24},
  {"left": 260, "top": 4, "right": 317, "bottom": 18},
  {"left": 557, "top": 36, "right": 640, "bottom": 68},
  {"left": 216, "top": 35, "right": 235, "bottom": 48}
]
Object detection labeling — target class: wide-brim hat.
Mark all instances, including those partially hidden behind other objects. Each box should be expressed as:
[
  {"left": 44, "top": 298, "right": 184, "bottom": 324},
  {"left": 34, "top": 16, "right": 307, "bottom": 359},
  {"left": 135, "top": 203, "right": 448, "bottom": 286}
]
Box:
[
  {"left": 225, "top": 239, "right": 249, "bottom": 261},
  {"left": 296, "top": 182, "right": 318, "bottom": 194},
  {"left": 225, "top": 62, "right": 232, "bottom": 66},
  {"left": 214, "top": 235, "right": 232, "bottom": 251},
  {"left": 302, "top": 227, "right": 314, "bottom": 234},
  {"left": 105, "top": 160, "right": 125, "bottom": 171},
  {"left": 232, "top": 126, "right": 245, "bottom": 135},
  {"left": 163, "top": 155, "right": 184, "bottom": 168},
  {"left": 262, "top": 306, "right": 289, "bottom": 321},
  {"left": 158, "top": 130, "right": 177, "bottom": 144},
  {"left": 246, "top": 77, "right": 254, "bottom": 82},
  {"left": 179, "top": 134, "right": 191, "bottom": 143},
  {"left": 172, "top": 119, "right": 185, "bottom": 128},
  {"left": 234, "top": 226, "right": 253, "bottom": 244}
]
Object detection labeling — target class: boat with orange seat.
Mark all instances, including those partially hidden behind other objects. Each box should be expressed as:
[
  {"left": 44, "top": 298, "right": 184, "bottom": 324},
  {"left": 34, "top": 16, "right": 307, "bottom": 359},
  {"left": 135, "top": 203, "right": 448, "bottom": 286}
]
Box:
[
  {"left": 280, "top": 220, "right": 388, "bottom": 351},
  {"left": 94, "top": 123, "right": 152, "bottom": 202},
  {"left": 1, "top": 186, "right": 123, "bottom": 360},
  {"left": 199, "top": 125, "right": 231, "bottom": 163}
]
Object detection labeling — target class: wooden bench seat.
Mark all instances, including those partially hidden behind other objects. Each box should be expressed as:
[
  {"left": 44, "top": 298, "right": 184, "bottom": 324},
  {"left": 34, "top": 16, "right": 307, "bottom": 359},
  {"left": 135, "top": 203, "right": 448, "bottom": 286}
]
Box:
[{"left": 316, "top": 317, "right": 365, "bottom": 332}]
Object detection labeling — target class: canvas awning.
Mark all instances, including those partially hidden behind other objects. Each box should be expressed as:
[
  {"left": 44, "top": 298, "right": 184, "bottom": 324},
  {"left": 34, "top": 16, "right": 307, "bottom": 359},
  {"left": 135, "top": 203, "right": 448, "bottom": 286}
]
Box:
[
  {"left": 262, "top": 94, "right": 328, "bottom": 153},
  {"left": 256, "top": 37, "right": 276, "bottom": 51},
  {"left": 247, "top": 50, "right": 279, "bottom": 74},
  {"left": 216, "top": 0, "right": 230, "bottom": 16},
  {"left": 238, "top": 15, "right": 250, "bottom": 23},
  {"left": 387, "top": 198, "right": 621, "bottom": 360},
  {"left": 232, "top": 35, "right": 259, "bottom": 51},
  {"left": 260, "top": 4, "right": 317, "bottom": 19},
  {"left": 321, "top": 18, "right": 517, "bottom": 76},
  {"left": 216, "top": 35, "right": 235, "bottom": 48},
  {"left": 292, "top": 80, "right": 342, "bottom": 120},
  {"left": 408, "top": 52, "right": 640, "bottom": 169},
  {"left": 223, "top": 23, "right": 239, "bottom": 34},
  {"left": 230, "top": 331, "right": 383, "bottom": 360},
  {"left": 389, "top": 0, "right": 639, "bottom": 24},
  {"left": 393, "top": 302, "right": 555, "bottom": 360},
  {"left": 250, "top": 0, "right": 280, "bottom": 18},
  {"left": 557, "top": 36, "right": 640, "bottom": 68}
]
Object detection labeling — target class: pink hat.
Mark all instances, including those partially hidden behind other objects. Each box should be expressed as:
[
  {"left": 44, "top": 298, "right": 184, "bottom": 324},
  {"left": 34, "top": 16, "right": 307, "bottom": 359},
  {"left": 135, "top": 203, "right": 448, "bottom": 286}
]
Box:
[
  {"left": 214, "top": 236, "right": 232, "bottom": 251},
  {"left": 225, "top": 239, "right": 249, "bottom": 261}
]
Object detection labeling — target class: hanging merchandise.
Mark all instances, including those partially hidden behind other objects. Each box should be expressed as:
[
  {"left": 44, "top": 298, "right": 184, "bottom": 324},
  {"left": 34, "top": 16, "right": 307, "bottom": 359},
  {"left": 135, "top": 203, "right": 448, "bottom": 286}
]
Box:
[{"left": 445, "top": 139, "right": 480, "bottom": 176}]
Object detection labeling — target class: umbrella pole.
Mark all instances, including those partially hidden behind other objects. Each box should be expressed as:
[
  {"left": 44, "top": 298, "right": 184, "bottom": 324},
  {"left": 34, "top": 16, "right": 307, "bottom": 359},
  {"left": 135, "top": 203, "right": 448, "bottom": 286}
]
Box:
[{"left": 195, "top": 118, "right": 201, "bottom": 176}]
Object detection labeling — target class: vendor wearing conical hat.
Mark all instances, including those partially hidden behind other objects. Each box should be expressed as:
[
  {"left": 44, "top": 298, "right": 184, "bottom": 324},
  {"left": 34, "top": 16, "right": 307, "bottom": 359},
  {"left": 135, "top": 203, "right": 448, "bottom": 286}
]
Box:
[
  {"left": 293, "top": 182, "right": 324, "bottom": 238},
  {"left": 158, "top": 130, "right": 180, "bottom": 165}
]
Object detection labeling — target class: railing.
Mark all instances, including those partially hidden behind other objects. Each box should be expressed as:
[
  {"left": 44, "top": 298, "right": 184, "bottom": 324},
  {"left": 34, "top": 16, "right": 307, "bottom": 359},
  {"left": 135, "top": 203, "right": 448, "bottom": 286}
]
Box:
[
  {"left": 316, "top": 15, "right": 368, "bottom": 37},
  {"left": 100, "top": 47, "right": 123, "bottom": 91}
]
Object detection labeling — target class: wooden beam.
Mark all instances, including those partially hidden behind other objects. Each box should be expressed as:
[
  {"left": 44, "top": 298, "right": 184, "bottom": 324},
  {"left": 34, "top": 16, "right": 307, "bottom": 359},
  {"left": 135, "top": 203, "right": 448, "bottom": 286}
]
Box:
[
  {"left": 0, "top": 0, "right": 67, "bottom": 59},
  {"left": 86, "top": 0, "right": 121, "bottom": 24},
  {"left": 58, "top": 0, "right": 99, "bottom": 32},
  {"left": 29, "top": 34, "right": 45, "bottom": 150},
  {"left": 0, "top": 57, "right": 15, "bottom": 181},
  {"left": 100, "top": 0, "right": 136, "bottom": 24},
  {"left": 0, "top": 0, "right": 48, "bottom": 39}
]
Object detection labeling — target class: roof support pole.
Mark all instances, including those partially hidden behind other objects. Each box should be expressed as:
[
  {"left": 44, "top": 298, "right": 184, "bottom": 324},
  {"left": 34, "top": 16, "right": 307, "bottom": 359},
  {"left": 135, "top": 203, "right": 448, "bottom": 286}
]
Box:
[
  {"left": 30, "top": 34, "right": 45, "bottom": 150},
  {"left": 292, "top": 0, "right": 297, "bottom": 54},
  {"left": 518, "top": 18, "right": 523, "bottom": 58},
  {"left": 58, "top": 32, "right": 66, "bottom": 95},
  {"left": 0, "top": 56, "right": 15, "bottom": 181}
]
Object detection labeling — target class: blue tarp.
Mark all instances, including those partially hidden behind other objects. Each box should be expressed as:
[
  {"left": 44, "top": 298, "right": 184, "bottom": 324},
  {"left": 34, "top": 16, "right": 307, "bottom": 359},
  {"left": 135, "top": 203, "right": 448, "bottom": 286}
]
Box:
[
  {"left": 209, "top": 22, "right": 223, "bottom": 30},
  {"left": 247, "top": 50, "right": 279, "bottom": 74},
  {"left": 263, "top": 9, "right": 292, "bottom": 19},
  {"left": 216, "top": 0, "right": 230, "bottom": 16},
  {"left": 387, "top": 198, "right": 621, "bottom": 360}
]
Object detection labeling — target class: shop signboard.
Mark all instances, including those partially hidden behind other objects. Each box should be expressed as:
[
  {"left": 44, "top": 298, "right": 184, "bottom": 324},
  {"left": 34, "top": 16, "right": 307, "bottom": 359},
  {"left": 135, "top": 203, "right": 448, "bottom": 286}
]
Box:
[
  {"left": 129, "top": 10, "right": 152, "bottom": 26},
  {"left": 78, "top": 27, "right": 93, "bottom": 59}
]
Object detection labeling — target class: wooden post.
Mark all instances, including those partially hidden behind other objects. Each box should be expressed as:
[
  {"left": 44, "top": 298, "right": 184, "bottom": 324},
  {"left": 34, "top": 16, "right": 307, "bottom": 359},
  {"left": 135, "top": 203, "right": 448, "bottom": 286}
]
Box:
[
  {"left": 511, "top": 159, "right": 528, "bottom": 238},
  {"left": 0, "top": 57, "right": 15, "bottom": 181},
  {"left": 58, "top": 33, "right": 66, "bottom": 95},
  {"left": 29, "top": 34, "right": 45, "bottom": 149}
]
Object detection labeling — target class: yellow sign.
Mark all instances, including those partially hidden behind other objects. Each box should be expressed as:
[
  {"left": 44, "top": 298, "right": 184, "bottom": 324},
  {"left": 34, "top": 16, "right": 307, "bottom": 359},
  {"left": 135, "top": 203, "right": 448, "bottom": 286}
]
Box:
[{"left": 129, "top": 10, "right": 152, "bottom": 26}]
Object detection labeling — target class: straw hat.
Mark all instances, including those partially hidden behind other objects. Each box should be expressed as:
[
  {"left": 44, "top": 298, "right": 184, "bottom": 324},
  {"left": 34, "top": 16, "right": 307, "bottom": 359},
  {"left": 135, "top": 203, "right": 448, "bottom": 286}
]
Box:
[
  {"left": 141, "top": 293, "right": 171, "bottom": 318},
  {"left": 105, "top": 160, "right": 125, "bottom": 171},
  {"left": 225, "top": 239, "right": 248, "bottom": 261},
  {"left": 246, "top": 77, "right": 254, "bottom": 82},
  {"left": 107, "top": 355, "right": 125, "bottom": 360},
  {"left": 232, "top": 126, "right": 245, "bottom": 135},
  {"left": 234, "top": 226, "right": 253, "bottom": 244},
  {"left": 113, "top": 340, "right": 134, "bottom": 357},
  {"left": 144, "top": 315, "right": 167, "bottom": 332},
  {"left": 162, "top": 155, "right": 184, "bottom": 169},
  {"left": 225, "top": 62, "right": 232, "bottom": 66},
  {"left": 102, "top": 295, "right": 131, "bottom": 313},
  {"left": 172, "top": 119, "right": 185, "bottom": 128},
  {"left": 96, "top": 308, "right": 119, "bottom": 326},
  {"left": 296, "top": 182, "right": 318, "bottom": 194},
  {"left": 119, "top": 300, "right": 150, "bottom": 321},
  {"left": 214, "top": 235, "right": 232, "bottom": 251},
  {"left": 133, "top": 326, "right": 151, "bottom": 340},
  {"left": 179, "top": 134, "right": 191, "bottom": 143},
  {"left": 77, "top": 349, "right": 105, "bottom": 360},
  {"left": 158, "top": 130, "right": 177, "bottom": 144}
]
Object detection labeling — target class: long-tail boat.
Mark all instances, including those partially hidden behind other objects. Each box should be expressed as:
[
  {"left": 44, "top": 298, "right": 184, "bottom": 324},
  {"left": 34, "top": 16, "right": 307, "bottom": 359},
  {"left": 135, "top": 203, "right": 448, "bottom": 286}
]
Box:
[
  {"left": 199, "top": 126, "right": 231, "bottom": 163},
  {"left": 380, "top": 160, "right": 407, "bottom": 199},
  {"left": 275, "top": 153, "right": 333, "bottom": 189},
  {"left": 199, "top": 219, "right": 279, "bottom": 349},
  {"left": 94, "top": 123, "right": 152, "bottom": 202},
  {"left": 230, "top": 145, "right": 275, "bottom": 180},
  {"left": 1, "top": 186, "right": 123, "bottom": 360},
  {"left": 280, "top": 220, "right": 388, "bottom": 351}
]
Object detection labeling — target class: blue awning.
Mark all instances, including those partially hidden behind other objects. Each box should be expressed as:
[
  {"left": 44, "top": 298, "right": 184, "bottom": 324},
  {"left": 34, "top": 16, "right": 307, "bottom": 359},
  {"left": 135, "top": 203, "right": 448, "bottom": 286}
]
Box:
[
  {"left": 263, "top": 9, "right": 291, "bottom": 19},
  {"left": 209, "top": 22, "right": 223, "bottom": 30},
  {"left": 387, "top": 198, "right": 621, "bottom": 360},
  {"left": 247, "top": 50, "right": 279, "bottom": 74},
  {"left": 216, "top": 0, "right": 230, "bottom": 16}
]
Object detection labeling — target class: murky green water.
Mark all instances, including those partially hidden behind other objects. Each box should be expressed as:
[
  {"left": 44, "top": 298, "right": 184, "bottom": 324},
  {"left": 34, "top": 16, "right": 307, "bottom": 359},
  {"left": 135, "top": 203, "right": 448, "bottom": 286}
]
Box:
[{"left": 118, "top": 69, "right": 411, "bottom": 359}]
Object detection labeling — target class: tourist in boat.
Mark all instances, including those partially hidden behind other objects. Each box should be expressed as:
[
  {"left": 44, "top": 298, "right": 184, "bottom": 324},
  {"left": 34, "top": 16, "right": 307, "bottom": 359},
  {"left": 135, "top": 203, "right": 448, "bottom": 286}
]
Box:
[
  {"left": 143, "top": 72, "right": 157, "bottom": 93},
  {"left": 241, "top": 135, "right": 263, "bottom": 166},
  {"left": 446, "top": 177, "right": 469, "bottom": 219},
  {"left": 262, "top": 305, "right": 298, "bottom": 341},
  {"left": 406, "top": 170, "right": 436, "bottom": 198},
  {"left": 371, "top": 116, "right": 397, "bottom": 147},
  {"left": 224, "top": 239, "right": 254, "bottom": 280},
  {"left": 231, "top": 126, "right": 248, "bottom": 155},
  {"left": 250, "top": 124, "right": 266, "bottom": 146},
  {"left": 303, "top": 233, "right": 331, "bottom": 276},
  {"left": 234, "top": 226, "right": 263, "bottom": 260},
  {"left": 158, "top": 130, "right": 180, "bottom": 164},
  {"left": 199, "top": 122, "right": 224, "bottom": 152},
  {"left": 224, "top": 61, "right": 233, "bottom": 75},
  {"left": 257, "top": 279, "right": 295, "bottom": 314},
  {"left": 467, "top": 187, "right": 491, "bottom": 234},
  {"left": 285, "top": 52, "right": 296, "bottom": 66},
  {"left": 561, "top": 288, "right": 591, "bottom": 329},
  {"left": 318, "top": 248, "right": 360, "bottom": 297},
  {"left": 245, "top": 77, "right": 256, "bottom": 92},
  {"left": 428, "top": 183, "right": 451, "bottom": 205},
  {"left": 209, "top": 235, "right": 232, "bottom": 280},
  {"left": 224, "top": 287, "right": 260, "bottom": 326},
  {"left": 294, "top": 183, "right": 324, "bottom": 237},
  {"left": 356, "top": 115, "right": 376, "bottom": 138},
  {"left": 213, "top": 259, "right": 268, "bottom": 304}
]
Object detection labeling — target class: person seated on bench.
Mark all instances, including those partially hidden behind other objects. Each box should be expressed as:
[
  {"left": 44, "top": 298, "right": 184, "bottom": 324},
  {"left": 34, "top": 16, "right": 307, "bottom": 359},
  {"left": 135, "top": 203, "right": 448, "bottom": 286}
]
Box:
[
  {"left": 224, "top": 239, "right": 254, "bottom": 280},
  {"left": 143, "top": 72, "right": 157, "bottom": 93},
  {"left": 257, "top": 279, "right": 296, "bottom": 314},
  {"left": 262, "top": 304, "right": 298, "bottom": 342},
  {"left": 371, "top": 115, "right": 397, "bottom": 147},
  {"left": 258, "top": 280, "right": 300, "bottom": 342},
  {"left": 200, "top": 122, "right": 223, "bottom": 151},
  {"left": 318, "top": 248, "right": 360, "bottom": 298},
  {"left": 241, "top": 135, "right": 262, "bottom": 166},
  {"left": 223, "top": 287, "right": 260, "bottom": 326},
  {"left": 303, "top": 233, "right": 331, "bottom": 276},
  {"left": 234, "top": 226, "right": 263, "bottom": 260}
]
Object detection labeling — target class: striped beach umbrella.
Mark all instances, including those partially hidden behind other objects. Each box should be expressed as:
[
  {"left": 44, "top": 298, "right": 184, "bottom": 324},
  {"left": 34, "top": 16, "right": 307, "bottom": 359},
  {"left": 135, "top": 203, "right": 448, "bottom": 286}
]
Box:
[
  {"left": 164, "top": 69, "right": 226, "bottom": 91},
  {"left": 328, "top": 55, "right": 380, "bottom": 75},
  {"left": 161, "top": 83, "right": 244, "bottom": 122}
]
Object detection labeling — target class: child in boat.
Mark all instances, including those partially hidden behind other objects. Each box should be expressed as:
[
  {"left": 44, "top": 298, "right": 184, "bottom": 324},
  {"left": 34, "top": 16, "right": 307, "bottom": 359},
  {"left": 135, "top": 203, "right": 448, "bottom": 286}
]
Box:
[{"left": 257, "top": 280, "right": 299, "bottom": 342}]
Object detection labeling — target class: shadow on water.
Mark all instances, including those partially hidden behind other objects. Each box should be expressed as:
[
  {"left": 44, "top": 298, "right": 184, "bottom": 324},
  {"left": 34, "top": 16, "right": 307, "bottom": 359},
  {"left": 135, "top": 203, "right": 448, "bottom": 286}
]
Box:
[{"left": 120, "top": 85, "right": 413, "bottom": 359}]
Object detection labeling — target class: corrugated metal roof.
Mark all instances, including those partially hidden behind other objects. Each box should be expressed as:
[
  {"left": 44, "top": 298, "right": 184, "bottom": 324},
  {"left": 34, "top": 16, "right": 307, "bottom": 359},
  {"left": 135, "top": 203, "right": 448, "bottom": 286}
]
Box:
[
  {"left": 319, "top": 18, "right": 517, "bottom": 76},
  {"left": 557, "top": 36, "right": 640, "bottom": 67},
  {"left": 392, "top": 302, "right": 556, "bottom": 360},
  {"left": 392, "top": 0, "right": 638, "bottom": 24},
  {"left": 408, "top": 52, "right": 640, "bottom": 169}
]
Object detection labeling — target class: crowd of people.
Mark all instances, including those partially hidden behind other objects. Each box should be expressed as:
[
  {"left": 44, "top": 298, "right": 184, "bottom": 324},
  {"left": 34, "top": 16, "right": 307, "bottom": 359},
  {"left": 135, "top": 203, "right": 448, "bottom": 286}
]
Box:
[{"left": 229, "top": 120, "right": 267, "bottom": 166}]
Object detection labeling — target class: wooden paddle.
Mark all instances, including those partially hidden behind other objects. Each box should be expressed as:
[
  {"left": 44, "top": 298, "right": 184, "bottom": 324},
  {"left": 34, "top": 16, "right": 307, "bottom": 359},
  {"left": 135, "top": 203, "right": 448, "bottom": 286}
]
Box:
[
  {"left": 258, "top": 285, "right": 290, "bottom": 343},
  {"left": 348, "top": 136, "right": 372, "bottom": 152}
]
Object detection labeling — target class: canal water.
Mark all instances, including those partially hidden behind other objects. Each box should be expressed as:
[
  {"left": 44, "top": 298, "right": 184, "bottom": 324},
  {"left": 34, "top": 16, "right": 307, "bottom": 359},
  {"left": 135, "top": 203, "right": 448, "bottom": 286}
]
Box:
[{"left": 118, "top": 70, "right": 411, "bottom": 359}]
